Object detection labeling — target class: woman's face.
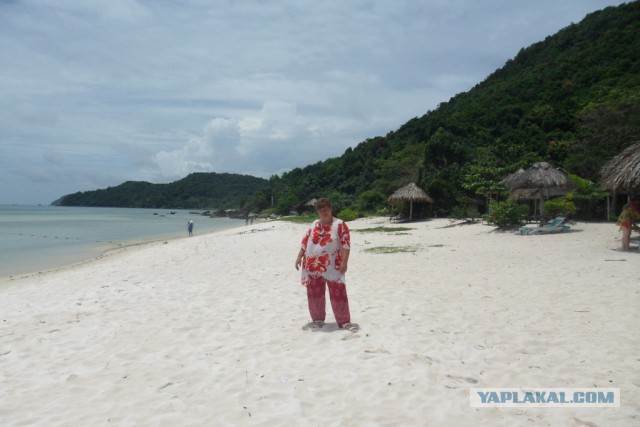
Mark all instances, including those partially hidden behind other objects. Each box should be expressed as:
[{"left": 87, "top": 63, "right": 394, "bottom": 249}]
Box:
[{"left": 317, "top": 206, "right": 332, "bottom": 222}]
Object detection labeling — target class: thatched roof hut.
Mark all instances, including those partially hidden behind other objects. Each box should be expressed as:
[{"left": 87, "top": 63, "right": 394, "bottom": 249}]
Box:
[
  {"left": 510, "top": 187, "right": 568, "bottom": 200},
  {"left": 503, "top": 162, "right": 576, "bottom": 225},
  {"left": 600, "top": 141, "right": 640, "bottom": 192},
  {"left": 505, "top": 162, "right": 575, "bottom": 191},
  {"left": 388, "top": 183, "right": 433, "bottom": 220},
  {"left": 305, "top": 198, "right": 318, "bottom": 207},
  {"left": 501, "top": 168, "right": 525, "bottom": 188}
]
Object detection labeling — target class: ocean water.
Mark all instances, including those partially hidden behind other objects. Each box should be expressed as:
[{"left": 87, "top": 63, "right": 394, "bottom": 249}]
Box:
[{"left": 0, "top": 205, "right": 244, "bottom": 278}]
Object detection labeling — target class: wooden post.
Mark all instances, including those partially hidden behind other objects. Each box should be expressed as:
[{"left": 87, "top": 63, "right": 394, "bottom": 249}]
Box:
[
  {"left": 612, "top": 190, "right": 617, "bottom": 219},
  {"left": 539, "top": 195, "right": 545, "bottom": 226}
]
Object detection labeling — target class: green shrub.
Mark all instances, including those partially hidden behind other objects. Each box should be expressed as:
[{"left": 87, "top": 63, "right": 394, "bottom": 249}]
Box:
[
  {"left": 486, "top": 199, "right": 528, "bottom": 229},
  {"left": 337, "top": 207, "right": 360, "bottom": 222},
  {"left": 377, "top": 207, "right": 390, "bottom": 216},
  {"left": 543, "top": 198, "right": 577, "bottom": 219},
  {"left": 567, "top": 174, "right": 608, "bottom": 220},
  {"left": 356, "top": 190, "right": 386, "bottom": 211}
]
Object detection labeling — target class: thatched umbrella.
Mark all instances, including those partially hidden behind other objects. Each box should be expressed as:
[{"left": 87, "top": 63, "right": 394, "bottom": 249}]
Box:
[
  {"left": 502, "top": 168, "right": 525, "bottom": 188},
  {"left": 510, "top": 187, "right": 568, "bottom": 200},
  {"left": 600, "top": 141, "right": 640, "bottom": 193},
  {"left": 510, "top": 186, "right": 568, "bottom": 221},
  {"left": 388, "top": 182, "right": 433, "bottom": 220},
  {"left": 503, "top": 162, "right": 576, "bottom": 225}
]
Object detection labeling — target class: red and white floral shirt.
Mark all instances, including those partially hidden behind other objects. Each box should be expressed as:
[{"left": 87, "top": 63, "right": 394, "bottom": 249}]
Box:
[{"left": 300, "top": 218, "right": 351, "bottom": 286}]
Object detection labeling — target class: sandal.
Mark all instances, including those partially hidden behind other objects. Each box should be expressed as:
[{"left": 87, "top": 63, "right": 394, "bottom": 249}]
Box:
[
  {"left": 302, "top": 320, "right": 324, "bottom": 331},
  {"left": 342, "top": 322, "right": 359, "bottom": 333}
]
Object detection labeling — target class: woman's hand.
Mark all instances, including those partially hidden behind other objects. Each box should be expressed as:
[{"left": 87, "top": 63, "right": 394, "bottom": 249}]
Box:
[
  {"left": 295, "top": 251, "right": 304, "bottom": 271},
  {"left": 339, "top": 248, "right": 350, "bottom": 274},
  {"left": 339, "top": 262, "right": 348, "bottom": 274}
]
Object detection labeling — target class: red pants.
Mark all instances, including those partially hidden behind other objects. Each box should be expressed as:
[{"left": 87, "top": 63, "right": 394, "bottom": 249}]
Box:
[{"left": 306, "top": 277, "right": 351, "bottom": 327}]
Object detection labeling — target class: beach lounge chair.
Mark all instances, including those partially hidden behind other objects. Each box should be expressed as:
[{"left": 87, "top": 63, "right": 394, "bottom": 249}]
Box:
[{"left": 519, "top": 216, "right": 570, "bottom": 235}]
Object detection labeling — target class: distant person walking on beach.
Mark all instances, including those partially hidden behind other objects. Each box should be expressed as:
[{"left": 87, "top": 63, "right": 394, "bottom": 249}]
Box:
[
  {"left": 187, "top": 220, "right": 194, "bottom": 236},
  {"left": 618, "top": 199, "right": 639, "bottom": 251},
  {"left": 295, "top": 197, "right": 358, "bottom": 332}
]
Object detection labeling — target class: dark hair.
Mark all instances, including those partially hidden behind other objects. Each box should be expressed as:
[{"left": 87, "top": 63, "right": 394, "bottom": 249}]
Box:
[{"left": 315, "top": 197, "right": 332, "bottom": 210}]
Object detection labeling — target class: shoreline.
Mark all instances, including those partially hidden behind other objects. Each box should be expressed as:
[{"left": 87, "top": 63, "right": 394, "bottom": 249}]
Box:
[
  {"left": 0, "top": 204, "right": 251, "bottom": 282},
  {"left": 0, "top": 217, "right": 250, "bottom": 284},
  {"left": 3, "top": 215, "right": 636, "bottom": 283},
  {"left": 0, "top": 217, "right": 637, "bottom": 425}
]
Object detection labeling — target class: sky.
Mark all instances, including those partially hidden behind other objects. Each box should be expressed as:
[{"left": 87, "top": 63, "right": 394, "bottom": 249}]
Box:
[{"left": 0, "top": 0, "right": 628, "bottom": 204}]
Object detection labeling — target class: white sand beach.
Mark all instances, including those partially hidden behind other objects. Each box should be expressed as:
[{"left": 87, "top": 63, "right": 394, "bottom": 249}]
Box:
[{"left": 0, "top": 218, "right": 638, "bottom": 426}]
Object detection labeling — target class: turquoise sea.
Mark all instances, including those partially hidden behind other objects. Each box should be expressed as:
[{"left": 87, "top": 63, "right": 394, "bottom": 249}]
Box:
[{"left": 0, "top": 205, "right": 244, "bottom": 279}]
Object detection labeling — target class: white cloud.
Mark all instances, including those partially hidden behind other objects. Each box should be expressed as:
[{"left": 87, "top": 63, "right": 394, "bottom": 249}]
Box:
[
  {"left": 153, "top": 139, "right": 215, "bottom": 178},
  {"left": 149, "top": 100, "right": 314, "bottom": 177}
]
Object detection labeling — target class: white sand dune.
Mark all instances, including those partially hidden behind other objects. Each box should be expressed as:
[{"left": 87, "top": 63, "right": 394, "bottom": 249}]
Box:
[{"left": 0, "top": 218, "right": 638, "bottom": 426}]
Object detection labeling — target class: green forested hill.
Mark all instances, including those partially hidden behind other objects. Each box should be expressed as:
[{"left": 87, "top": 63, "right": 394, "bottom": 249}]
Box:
[
  {"left": 55, "top": 173, "right": 269, "bottom": 209},
  {"left": 268, "top": 1, "right": 640, "bottom": 216}
]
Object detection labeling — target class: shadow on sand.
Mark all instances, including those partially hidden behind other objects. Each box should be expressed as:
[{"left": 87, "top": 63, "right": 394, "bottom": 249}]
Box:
[{"left": 301, "top": 322, "right": 360, "bottom": 333}]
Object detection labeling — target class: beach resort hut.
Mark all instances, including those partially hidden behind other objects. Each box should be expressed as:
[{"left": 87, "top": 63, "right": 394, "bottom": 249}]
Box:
[
  {"left": 502, "top": 168, "right": 525, "bottom": 188},
  {"left": 504, "top": 162, "right": 576, "bottom": 225},
  {"left": 388, "top": 182, "right": 433, "bottom": 221},
  {"left": 600, "top": 141, "right": 640, "bottom": 220},
  {"left": 600, "top": 141, "right": 640, "bottom": 193},
  {"left": 509, "top": 186, "right": 569, "bottom": 222}
]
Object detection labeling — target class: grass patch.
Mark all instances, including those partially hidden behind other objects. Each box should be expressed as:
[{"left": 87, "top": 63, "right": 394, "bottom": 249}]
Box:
[
  {"left": 278, "top": 214, "right": 317, "bottom": 224},
  {"left": 355, "top": 226, "right": 413, "bottom": 233},
  {"left": 364, "top": 245, "right": 419, "bottom": 254}
]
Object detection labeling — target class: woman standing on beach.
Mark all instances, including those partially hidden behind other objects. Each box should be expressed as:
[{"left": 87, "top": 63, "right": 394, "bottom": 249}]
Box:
[
  {"left": 295, "top": 198, "right": 358, "bottom": 332},
  {"left": 617, "top": 199, "right": 639, "bottom": 251}
]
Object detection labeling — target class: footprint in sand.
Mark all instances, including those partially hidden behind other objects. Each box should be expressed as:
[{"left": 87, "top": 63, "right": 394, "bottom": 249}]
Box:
[
  {"left": 361, "top": 348, "right": 391, "bottom": 359},
  {"left": 364, "top": 348, "right": 391, "bottom": 354},
  {"left": 444, "top": 374, "right": 479, "bottom": 389},
  {"left": 406, "top": 354, "right": 434, "bottom": 366}
]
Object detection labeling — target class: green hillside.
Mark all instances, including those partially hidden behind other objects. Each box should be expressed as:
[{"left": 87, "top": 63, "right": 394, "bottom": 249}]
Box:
[
  {"left": 55, "top": 172, "right": 269, "bottom": 210},
  {"left": 268, "top": 1, "right": 640, "bottom": 217}
]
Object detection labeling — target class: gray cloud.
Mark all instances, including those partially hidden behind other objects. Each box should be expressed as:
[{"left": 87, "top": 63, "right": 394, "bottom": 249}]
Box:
[{"left": 0, "top": 0, "right": 626, "bottom": 204}]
